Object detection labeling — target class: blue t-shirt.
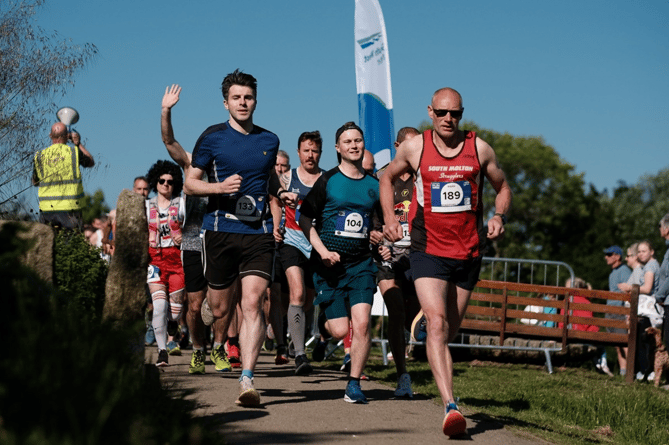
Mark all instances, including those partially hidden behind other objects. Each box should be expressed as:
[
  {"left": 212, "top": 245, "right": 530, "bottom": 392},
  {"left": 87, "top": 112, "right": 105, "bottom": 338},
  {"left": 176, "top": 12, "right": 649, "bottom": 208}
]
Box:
[
  {"left": 192, "top": 121, "right": 279, "bottom": 234},
  {"left": 608, "top": 264, "right": 632, "bottom": 307},
  {"left": 300, "top": 166, "right": 381, "bottom": 261}
]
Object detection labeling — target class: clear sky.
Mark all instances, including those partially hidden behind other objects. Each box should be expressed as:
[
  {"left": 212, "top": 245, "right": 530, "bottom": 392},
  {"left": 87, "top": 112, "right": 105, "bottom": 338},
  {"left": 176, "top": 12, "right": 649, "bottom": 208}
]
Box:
[{"left": 28, "top": 0, "right": 668, "bottom": 210}]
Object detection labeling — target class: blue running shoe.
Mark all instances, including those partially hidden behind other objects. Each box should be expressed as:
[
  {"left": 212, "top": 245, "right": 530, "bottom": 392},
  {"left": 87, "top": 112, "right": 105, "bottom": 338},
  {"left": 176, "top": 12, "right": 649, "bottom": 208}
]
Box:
[{"left": 344, "top": 380, "right": 368, "bottom": 404}]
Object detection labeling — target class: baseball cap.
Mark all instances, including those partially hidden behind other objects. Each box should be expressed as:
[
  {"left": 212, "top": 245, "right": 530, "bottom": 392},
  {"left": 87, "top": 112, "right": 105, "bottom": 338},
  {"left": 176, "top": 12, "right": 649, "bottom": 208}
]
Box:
[{"left": 603, "top": 246, "right": 623, "bottom": 256}]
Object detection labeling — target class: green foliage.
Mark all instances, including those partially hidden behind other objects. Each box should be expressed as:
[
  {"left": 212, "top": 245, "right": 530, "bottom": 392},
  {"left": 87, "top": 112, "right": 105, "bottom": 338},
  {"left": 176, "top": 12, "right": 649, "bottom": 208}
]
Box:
[
  {"left": 54, "top": 229, "right": 108, "bottom": 321},
  {"left": 0, "top": 222, "right": 224, "bottom": 445},
  {"left": 608, "top": 168, "right": 669, "bottom": 261},
  {"left": 80, "top": 189, "right": 110, "bottom": 224}
]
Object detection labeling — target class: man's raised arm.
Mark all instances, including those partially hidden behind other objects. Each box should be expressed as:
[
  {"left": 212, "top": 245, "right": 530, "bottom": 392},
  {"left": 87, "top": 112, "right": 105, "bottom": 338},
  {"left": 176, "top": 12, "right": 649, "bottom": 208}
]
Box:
[{"left": 161, "top": 84, "right": 190, "bottom": 170}]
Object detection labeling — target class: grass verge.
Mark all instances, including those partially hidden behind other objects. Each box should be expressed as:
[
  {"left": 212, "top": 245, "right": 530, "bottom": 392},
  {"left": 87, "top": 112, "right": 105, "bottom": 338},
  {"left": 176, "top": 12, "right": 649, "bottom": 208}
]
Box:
[{"left": 316, "top": 347, "right": 669, "bottom": 445}]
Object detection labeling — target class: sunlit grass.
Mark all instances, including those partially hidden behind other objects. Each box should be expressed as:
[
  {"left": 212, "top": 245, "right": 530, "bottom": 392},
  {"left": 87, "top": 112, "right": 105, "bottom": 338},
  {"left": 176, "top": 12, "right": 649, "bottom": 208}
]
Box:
[{"left": 316, "top": 348, "right": 669, "bottom": 445}]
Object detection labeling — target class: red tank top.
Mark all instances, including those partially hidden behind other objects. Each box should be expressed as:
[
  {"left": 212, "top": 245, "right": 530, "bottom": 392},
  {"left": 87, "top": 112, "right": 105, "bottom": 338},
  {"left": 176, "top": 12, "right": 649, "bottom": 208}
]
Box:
[{"left": 409, "top": 130, "right": 485, "bottom": 259}]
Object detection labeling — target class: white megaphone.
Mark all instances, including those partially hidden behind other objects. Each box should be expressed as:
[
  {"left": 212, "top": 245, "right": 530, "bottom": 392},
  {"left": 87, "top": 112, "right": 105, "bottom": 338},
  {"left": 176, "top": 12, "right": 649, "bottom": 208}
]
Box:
[{"left": 56, "top": 107, "right": 80, "bottom": 130}]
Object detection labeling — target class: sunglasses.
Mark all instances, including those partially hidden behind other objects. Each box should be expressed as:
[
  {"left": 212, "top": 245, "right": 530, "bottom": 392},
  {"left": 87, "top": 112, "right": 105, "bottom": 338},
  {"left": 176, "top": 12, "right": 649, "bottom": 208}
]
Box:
[
  {"left": 158, "top": 179, "right": 174, "bottom": 186},
  {"left": 432, "top": 108, "right": 464, "bottom": 119}
]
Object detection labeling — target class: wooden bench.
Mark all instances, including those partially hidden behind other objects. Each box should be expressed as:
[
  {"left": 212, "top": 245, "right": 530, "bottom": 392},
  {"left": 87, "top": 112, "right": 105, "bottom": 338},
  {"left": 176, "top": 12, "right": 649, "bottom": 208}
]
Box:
[{"left": 436, "top": 280, "right": 639, "bottom": 383}]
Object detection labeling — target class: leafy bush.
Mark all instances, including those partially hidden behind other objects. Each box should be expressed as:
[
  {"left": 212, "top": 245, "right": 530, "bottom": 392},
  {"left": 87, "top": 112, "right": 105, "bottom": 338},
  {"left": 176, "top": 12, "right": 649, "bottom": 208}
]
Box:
[
  {"left": 0, "top": 223, "right": 223, "bottom": 445},
  {"left": 54, "top": 230, "right": 108, "bottom": 321}
]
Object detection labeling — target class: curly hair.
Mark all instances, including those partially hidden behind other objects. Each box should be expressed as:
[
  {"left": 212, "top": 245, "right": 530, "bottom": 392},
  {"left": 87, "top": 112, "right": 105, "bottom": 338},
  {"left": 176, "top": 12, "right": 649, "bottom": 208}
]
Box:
[{"left": 146, "top": 160, "right": 183, "bottom": 197}]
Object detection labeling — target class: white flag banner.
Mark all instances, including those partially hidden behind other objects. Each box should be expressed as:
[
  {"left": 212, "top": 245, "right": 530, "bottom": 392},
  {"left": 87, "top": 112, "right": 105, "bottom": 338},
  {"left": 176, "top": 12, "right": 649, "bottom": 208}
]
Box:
[{"left": 354, "top": 0, "right": 394, "bottom": 169}]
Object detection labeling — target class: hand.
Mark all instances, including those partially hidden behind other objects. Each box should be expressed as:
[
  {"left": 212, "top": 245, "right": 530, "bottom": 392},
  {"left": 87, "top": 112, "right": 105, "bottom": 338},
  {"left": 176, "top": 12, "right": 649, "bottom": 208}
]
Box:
[
  {"left": 383, "top": 220, "right": 403, "bottom": 243},
  {"left": 162, "top": 84, "right": 181, "bottom": 110},
  {"left": 172, "top": 231, "right": 182, "bottom": 246},
  {"left": 70, "top": 131, "right": 81, "bottom": 146},
  {"left": 369, "top": 230, "right": 383, "bottom": 245},
  {"left": 273, "top": 224, "right": 284, "bottom": 243},
  {"left": 618, "top": 283, "right": 632, "bottom": 292},
  {"left": 219, "top": 174, "right": 242, "bottom": 194},
  {"left": 378, "top": 245, "right": 392, "bottom": 261},
  {"left": 320, "top": 250, "right": 341, "bottom": 267},
  {"left": 487, "top": 216, "right": 505, "bottom": 240},
  {"left": 280, "top": 191, "right": 298, "bottom": 208}
]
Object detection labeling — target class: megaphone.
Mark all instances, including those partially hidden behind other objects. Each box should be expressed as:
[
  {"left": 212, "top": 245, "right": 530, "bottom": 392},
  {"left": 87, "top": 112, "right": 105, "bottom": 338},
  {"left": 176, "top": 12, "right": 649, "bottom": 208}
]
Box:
[{"left": 56, "top": 107, "right": 80, "bottom": 128}]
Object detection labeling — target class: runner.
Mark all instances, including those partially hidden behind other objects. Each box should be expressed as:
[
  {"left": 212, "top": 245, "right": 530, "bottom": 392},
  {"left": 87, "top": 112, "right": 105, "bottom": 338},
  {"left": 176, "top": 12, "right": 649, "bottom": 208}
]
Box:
[
  {"left": 299, "top": 122, "right": 383, "bottom": 404},
  {"left": 184, "top": 69, "right": 280, "bottom": 406},
  {"left": 374, "top": 126, "right": 422, "bottom": 398},
  {"left": 380, "top": 88, "right": 512, "bottom": 436},
  {"left": 276, "top": 131, "right": 324, "bottom": 375}
]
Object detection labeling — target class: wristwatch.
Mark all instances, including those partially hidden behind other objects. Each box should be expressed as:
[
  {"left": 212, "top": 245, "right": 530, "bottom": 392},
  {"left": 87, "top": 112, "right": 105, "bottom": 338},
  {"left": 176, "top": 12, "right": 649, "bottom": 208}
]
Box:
[{"left": 494, "top": 213, "right": 507, "bottom": 225}]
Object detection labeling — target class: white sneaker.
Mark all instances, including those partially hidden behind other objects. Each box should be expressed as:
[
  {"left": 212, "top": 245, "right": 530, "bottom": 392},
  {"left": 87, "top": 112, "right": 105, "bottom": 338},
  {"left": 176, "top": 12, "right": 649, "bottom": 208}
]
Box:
[{"left": 648, "top": 372, "right": 656, "bottom": 382}]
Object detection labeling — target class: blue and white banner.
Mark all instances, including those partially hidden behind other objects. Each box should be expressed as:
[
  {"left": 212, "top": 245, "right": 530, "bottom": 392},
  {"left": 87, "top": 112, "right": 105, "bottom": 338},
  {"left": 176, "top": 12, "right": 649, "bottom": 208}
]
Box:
[{"left": 354, "top": 0, "right": 394, "bottom": 170}]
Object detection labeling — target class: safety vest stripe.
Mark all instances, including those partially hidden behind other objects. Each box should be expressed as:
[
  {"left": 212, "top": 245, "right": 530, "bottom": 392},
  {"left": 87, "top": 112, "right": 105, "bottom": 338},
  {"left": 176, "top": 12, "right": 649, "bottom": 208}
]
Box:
[
  {"left": 39, "top": 193, "right": 85, "bottom": 201},
  {"left": 38, "top": 179, "right": 82, "bottom": 186}
]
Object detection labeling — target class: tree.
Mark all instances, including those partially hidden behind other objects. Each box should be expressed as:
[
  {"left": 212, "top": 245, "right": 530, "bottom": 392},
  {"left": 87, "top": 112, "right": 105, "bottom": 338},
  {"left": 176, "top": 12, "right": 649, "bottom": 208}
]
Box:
[
  {"left": 0, "top": 0, "right": 97, "bottom": 210},
  {"left": 80, "top": 189, "right": 110, "bottom": 225},
  {"left": 608, "top": 167, "right": 669, "bottom": 261}
]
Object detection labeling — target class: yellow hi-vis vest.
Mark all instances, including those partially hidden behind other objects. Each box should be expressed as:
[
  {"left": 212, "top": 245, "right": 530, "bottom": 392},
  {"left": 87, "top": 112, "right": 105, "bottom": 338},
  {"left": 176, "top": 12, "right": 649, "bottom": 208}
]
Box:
[{"left": 34, "top": 143, "right": 85, "bottom": 212}]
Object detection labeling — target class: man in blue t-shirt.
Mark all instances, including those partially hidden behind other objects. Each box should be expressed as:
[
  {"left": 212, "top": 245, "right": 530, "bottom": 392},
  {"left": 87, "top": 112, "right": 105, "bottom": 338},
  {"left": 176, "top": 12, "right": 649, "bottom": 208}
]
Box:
[
  {"left": 299, "top": 122, "right": 382, "bottom": 405},
  {"left": 185, "top": 69, "right": 279, "bottom": 407},
  {"left": 603, "top": 244, "right": 632, "bottom": 376}
]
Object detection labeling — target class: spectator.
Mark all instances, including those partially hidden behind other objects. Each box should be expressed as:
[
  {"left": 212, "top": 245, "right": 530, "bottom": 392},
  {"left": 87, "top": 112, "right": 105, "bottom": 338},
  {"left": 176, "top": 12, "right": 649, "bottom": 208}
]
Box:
[
  {"left": 654, "top": 214, "right": 669, "bottom": 346},
  {"left": 602, "top": 245, "right": 632, "bottom": 375},
  {"left": 32, "top": 123, "right": 94, "bottom": 230},
  {"left": 559, "top": 278, "right": 599, "bottom": 333}
]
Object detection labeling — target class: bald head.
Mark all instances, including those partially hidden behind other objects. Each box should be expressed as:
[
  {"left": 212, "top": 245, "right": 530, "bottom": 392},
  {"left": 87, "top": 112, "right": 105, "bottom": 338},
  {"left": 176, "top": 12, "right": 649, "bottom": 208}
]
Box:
[
  {"left": 50, "top": 122, "right": 68, "bottom": 143},
  {"left": 431, "top": 88, "right": 463, "bottom": 107},
  {"left": 362, "top": 149, "right": 375, "bottom": 174}
]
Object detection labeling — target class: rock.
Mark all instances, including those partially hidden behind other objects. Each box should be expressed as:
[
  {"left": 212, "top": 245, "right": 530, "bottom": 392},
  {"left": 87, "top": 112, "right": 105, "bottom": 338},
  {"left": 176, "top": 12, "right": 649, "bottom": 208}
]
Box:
[
  {"left": 0, "top": 220, "right": 54, "bottom": 283},
  {"left": 103, "top": 190, "right": 148, "bottom": 325}
]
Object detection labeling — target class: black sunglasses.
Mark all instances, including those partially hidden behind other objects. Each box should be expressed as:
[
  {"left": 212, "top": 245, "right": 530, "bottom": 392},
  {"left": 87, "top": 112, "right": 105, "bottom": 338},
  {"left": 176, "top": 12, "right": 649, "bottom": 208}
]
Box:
[
  {"left": 158, "top": 179, "right": 174, "bottom": 186},
  {"left": 432, "top": 108, "right": 464, "bottom": 119}
]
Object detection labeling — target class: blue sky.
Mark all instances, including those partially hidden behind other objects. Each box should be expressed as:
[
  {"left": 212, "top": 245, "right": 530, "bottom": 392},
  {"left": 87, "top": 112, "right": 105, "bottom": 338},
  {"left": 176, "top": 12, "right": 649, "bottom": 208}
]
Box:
[{"left": 28, "top": 0, "right": 669, "bottom": 210}]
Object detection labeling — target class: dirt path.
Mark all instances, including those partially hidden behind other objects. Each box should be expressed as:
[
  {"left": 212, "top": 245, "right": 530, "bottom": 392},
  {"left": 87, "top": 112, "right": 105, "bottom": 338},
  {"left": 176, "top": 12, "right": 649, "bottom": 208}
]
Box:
[{"left": 152, "top": 349, "right": 549, "bottom": 444}]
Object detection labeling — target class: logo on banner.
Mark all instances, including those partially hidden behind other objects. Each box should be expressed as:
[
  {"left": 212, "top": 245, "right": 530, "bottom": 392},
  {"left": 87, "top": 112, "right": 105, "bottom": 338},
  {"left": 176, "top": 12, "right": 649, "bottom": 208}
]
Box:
[{"left": 357, "top": 32, "right": 382, "bottom": 49}]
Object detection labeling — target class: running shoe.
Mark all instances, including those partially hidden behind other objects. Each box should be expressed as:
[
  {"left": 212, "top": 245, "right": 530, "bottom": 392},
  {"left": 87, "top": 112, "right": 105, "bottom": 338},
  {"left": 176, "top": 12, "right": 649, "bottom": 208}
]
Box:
[
  {"left": 442, "top": 402, "right": 467, "bottom": 437},
  {"left": 236, "top": 376, "right": 260, "bottom": 406},
  {"left": 344, "top": 380, "right": 368, "bottom": 404},
  {"left": 275, "top": 345, "right": 290, "bottom": 365},
  {"left": 211, "top": 345, "right": 231, "bottom": 372},
  {"left": 145, "top": 324, "right": 156, "bottom": 345},
  {"left": 167, "top": 340, "right": 181, "bottom": 356},
  {"left": 312, "top": 340, "right": 328, "bottom": 362},
  {"left": 179, "top": 327, "right": 191, "bottom": 350},
  {"left": 411, "top": 310, "right": 427, "bottom": 343},
  {"left": 156, "top": 349, "right": 169, "bottom": 367},
  {"left": 189, "top": 349, "right": 205, "bottom": 375},
  {"left": 227, "top": 342, "right": 242, "bottom": 368},
  {"left": 295, "top": 354, "right": 313, "bottom": 376},
  {"left": 340, "top": 353, "right": 351, "bottom": 372},
  {"left": 394, "top": 372, "right": 413, "bottom": 398}
]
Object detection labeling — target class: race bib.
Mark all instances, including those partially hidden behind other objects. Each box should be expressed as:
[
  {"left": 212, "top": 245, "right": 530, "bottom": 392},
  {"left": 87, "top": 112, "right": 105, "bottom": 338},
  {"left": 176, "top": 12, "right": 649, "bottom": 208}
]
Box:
[
  {"left": 430, "top": 181, "right": 472, "bottom": 213},
  {"left": 394, "top": 223, "right": 411, "bottom": 248},
  {"left": 147, "top": 264, "right": 161, "bottom": 284},
  {"left": 226, "top": 195, "right": 264, "bottom": 222},
  {"left": 334, "top": 211, "right": 369, "bottom": 239}
]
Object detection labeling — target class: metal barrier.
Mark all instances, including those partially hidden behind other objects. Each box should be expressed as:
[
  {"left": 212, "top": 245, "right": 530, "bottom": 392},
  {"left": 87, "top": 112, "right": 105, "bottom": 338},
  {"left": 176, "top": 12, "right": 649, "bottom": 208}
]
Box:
[{"left": 479, "top": 256, "right": 575, "bottom": 287}]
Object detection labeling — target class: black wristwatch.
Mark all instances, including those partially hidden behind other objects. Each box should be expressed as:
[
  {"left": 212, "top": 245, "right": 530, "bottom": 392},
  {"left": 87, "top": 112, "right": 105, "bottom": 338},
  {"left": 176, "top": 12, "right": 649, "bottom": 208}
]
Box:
[{"left": 494, "top": 213, "right": 507, "bottom": 225}]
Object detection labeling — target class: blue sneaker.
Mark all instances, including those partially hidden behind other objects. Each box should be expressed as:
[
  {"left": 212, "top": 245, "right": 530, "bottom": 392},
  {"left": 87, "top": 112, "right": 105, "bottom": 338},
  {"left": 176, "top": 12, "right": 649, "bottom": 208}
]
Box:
[
  {"left": 340, "top": 353, "right": 351, "bottom": 372},
  {"left": 167, "top": 340, "right": 181, "bottom": 356},
  {"left": 145, "top": 324, "right": 156, "bottom": 345},
  {"left": 344, "top": 380, "right": 368, "bottom": 404}
]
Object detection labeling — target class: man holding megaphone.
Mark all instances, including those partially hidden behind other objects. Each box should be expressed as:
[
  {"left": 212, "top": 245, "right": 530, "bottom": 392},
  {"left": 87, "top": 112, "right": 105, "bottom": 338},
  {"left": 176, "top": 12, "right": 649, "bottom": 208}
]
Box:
[{"left": 32, "top": 108, "right": 94, "bottom": 230}]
